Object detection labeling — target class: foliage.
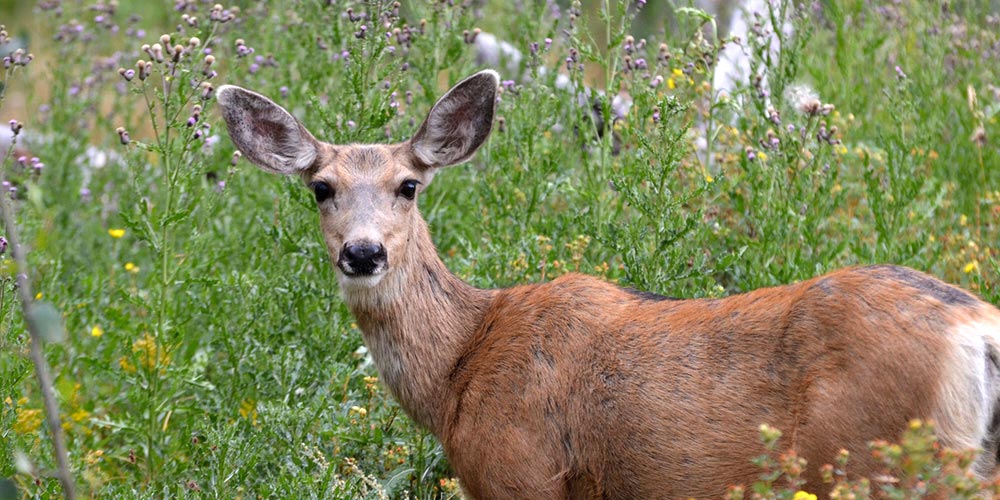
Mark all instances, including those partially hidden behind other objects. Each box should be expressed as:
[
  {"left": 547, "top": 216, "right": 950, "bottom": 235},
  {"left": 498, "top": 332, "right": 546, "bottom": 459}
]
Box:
[{"left": 0, "top": 0, "right": 998, "bottom": 497}]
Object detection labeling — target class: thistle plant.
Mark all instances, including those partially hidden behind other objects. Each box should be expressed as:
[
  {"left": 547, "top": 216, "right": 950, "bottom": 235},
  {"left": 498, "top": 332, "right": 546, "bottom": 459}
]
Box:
[{"left": 0, "top": 25, "right": 74, "bottom": 500}]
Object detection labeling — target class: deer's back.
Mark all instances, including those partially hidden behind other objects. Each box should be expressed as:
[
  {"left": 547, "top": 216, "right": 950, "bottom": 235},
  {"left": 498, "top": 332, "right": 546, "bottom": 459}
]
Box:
[{"left": 442, "top": 265, "right": 1000, "bottom": 498}]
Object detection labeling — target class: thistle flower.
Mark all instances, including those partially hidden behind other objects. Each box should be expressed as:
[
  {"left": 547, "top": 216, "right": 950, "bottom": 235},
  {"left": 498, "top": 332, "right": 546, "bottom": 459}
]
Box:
[
  {"left": 136, "top": 60, "right": 153, "bottom": 80},
  {"left": 463, "top": 28, "right": 481, "bottom": 44},
  {"left": 971, "top": 126, "right": 987, "bottom": 147},
  {"left": 235, "top": 39, "right": 254, "bottom": 57},
  {"left": 200, "top": 82, "right": 214, "bottom": 100},
  {"left": 786, "top": 84, "right": 834, "bottom": 117},
  {"left": 210, "top": 4, "right": 236, "bottom": 23},
  {"left": 116, "top": 127, "right": 130, "bottom": 145},
  {"left": 201, "top": 54, "right": 215, "bottom": 76}
]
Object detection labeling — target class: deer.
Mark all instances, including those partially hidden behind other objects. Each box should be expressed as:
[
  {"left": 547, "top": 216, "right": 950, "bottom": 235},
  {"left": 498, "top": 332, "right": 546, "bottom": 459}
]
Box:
[{"left": 216, "top": 70, "right": 1000, "bottom": 499}]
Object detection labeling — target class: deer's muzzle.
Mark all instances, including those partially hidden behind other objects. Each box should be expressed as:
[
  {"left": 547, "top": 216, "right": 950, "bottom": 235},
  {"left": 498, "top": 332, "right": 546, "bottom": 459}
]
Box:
[{"left": 338, "top": 241, "right": 387, "bottom": 276}]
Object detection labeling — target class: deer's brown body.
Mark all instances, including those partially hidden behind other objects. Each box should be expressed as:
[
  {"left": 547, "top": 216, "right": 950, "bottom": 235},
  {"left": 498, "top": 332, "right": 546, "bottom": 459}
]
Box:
[{"left": 217, "top": 71, "right": 1000, "bottom": 499}]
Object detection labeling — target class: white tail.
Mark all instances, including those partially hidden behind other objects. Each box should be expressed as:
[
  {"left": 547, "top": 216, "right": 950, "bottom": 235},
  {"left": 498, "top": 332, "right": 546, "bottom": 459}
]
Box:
[{"left": 217, "top": 71, "right": 1000, "bottom": 498}]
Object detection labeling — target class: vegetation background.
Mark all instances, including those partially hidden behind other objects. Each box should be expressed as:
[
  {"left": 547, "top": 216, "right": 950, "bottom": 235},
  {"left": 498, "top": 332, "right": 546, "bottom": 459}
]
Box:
[{"left": 0, "top": 0, "right": 998, "bottom": 498}]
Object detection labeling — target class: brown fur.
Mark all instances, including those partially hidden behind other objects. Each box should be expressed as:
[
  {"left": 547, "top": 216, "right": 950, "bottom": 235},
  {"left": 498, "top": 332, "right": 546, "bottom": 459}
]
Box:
[{"left": 216, "top": 72, "right": 1000, "bottom": 499}]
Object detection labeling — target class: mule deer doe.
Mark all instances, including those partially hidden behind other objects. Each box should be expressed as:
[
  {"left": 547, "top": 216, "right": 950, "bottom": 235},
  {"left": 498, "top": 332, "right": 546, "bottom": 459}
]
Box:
[{"left": 217, "top": 71, "right": 1000, "bottom": 498}]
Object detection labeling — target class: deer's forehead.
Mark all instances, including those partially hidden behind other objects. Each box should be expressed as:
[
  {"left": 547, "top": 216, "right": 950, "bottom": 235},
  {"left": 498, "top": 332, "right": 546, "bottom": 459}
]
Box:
[{"left": 316, "top": 144, "right": 412, "bottom": 182}]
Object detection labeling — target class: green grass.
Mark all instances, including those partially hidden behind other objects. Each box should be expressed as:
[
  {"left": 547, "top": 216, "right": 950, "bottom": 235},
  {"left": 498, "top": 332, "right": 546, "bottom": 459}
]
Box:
[{"left": 1, "top": 0, "right": 999, "bottom": 498}]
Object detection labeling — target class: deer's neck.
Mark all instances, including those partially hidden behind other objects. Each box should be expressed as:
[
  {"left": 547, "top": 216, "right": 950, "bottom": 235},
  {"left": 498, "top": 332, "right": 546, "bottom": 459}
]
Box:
[{"left": 340, "top": 220, "right": 493, "bottom": 436}]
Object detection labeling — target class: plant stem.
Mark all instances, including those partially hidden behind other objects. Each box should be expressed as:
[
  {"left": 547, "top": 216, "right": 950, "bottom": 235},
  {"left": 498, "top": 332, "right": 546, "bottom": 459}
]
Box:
[{"left": 0, "top": 149, "right": 76, "bottom": 500}]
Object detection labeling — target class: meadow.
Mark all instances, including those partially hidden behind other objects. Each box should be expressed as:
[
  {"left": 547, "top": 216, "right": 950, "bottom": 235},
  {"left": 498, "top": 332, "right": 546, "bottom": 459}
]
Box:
[{"left": 1, "top": 0, "right": 999, "bottom": 498}]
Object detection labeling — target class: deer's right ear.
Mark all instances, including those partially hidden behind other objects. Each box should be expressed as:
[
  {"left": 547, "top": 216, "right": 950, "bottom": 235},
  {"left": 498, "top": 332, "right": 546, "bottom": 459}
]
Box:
[{"left": 216, "top": 85, "right": 319, "bottom": 175}]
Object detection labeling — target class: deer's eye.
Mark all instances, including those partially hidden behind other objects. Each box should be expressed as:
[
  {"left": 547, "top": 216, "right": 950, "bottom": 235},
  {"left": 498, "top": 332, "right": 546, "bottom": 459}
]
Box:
[
  {"left": 309, "top": 181, "right": 334, "bottom": 203},
  {"left": 398, "top": 179, "right": 419, "bottom": 200}
]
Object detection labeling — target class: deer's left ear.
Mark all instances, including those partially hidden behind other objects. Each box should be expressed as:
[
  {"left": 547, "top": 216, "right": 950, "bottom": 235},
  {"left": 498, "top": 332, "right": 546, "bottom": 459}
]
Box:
[
  {"left": 409, "top": 70, "right": 499, "bottom": 168},
  {"left": 216, "top": 84, "right": 320, "bottom": 175}
]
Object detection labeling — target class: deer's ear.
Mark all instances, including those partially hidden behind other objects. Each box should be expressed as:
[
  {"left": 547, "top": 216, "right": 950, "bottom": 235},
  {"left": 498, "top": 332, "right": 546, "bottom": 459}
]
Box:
[
  {"left": 409, "top": 70, "right": 499, "bottom": 168},
  {"left": 216, "top": 85, "right": 319, "bottom": 175}
]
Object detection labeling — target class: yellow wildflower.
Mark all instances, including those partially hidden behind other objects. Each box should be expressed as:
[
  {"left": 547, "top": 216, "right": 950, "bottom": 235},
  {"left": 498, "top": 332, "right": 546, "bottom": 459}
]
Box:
[
  {"left": 118, "top": 356, "right": 136, "bottom": 373},
  {"left": 349, "top": 405, "right": 368, "bottom": 418},
  {"left": 108, "top": 228, "right": 125, "bottom": 238},
  {"left": 132, "top": 333, "right": 171, "bottom": 371},
  {"left": 793, "top": 491, "right": 817, "bottom": 500},
  {"left": 124, "top": 262, "right": 139, "bottom": 273},
  {"left": 85, "top": 449, "right": 104, "bottom": 465},
  {"left": 239, "top": 399, "right": 258, "bottom": 426},
  {"left": 14, "top": 407, "right": 42, "bottom": 434},
  {"left": 960, "top": 214, "right": 968, "bottom": 226},
  {"left": 91, "top": 325, "right": 104, "bottom": 338},
  {"left": 667, "top": 78, "right": 676, "bottom": 90},
  {"left": 672, "top": 68, "right": 683, "bottom": 77},
  {"left": 34, "top": 292, "right": 42, "bottom": 300},
  {"left": 964, "top": 261, "right": 979, "bottom": 274},
  {"left": 71, "top": 408, "right": 91, "bottom": 422}
]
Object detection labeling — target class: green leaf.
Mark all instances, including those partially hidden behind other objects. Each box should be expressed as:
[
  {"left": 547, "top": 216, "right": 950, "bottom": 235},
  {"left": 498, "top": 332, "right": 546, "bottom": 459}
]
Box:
[{"left": 28, "top": 301, "right": 66, "bottom": 344}]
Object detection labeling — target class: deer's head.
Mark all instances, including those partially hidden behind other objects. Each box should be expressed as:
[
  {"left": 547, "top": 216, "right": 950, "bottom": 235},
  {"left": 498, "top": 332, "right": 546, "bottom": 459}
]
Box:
[{"left": 216, "top": 71, "right": 499, "bottom": 291}]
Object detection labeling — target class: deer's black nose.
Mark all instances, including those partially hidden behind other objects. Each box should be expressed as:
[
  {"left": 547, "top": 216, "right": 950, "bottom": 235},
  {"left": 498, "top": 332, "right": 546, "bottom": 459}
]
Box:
[{"left": 339, "top": 242, "right": 387, "bottom": 275}]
